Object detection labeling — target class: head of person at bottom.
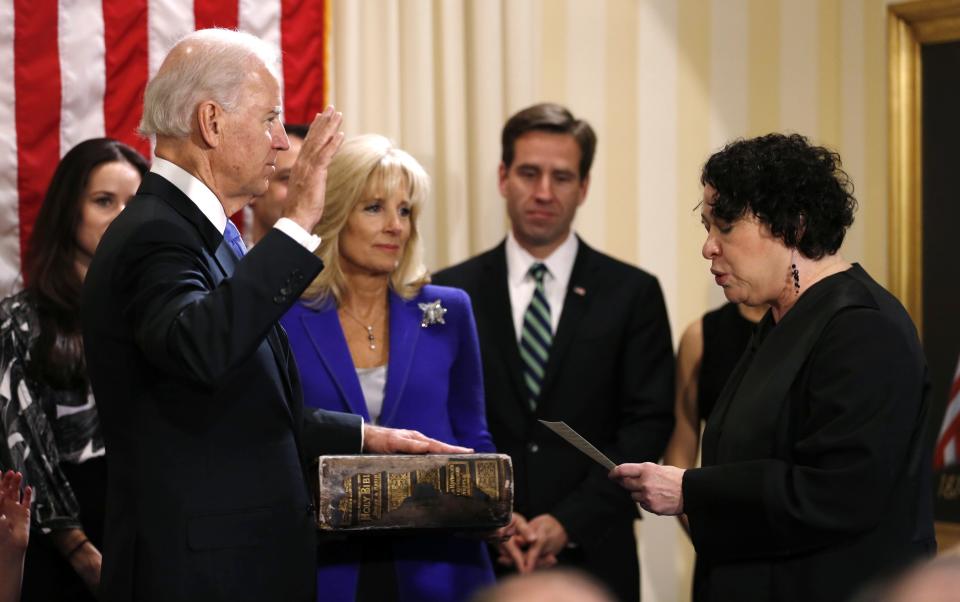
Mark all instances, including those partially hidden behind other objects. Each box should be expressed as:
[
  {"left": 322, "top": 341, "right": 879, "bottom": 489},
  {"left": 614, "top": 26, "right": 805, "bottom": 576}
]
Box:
[
  {"left": 24, "top": 137, "right": 147, "bottom": 386},
  {"left": 301, "top": 133, "right": 430, "bottom": 306},
  {"left": 699, "top": 132, "right": 858, "bottom": 320},
  {"left": 851, "top": 555, "right": 960, "bottom": 602},
  {"left": 499, "top": 102, "right": 596, "bottom": 259},
  {"left": 468, "top": 568, "right": 616, "bottom": 602},
  {"left": 249, "top": 123, "right": 309, "bottom": 244}
]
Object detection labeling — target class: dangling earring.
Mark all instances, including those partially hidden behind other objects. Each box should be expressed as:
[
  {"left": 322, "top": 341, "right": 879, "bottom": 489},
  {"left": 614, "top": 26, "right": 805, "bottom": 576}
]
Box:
[{"left": 790, "top": 252, "right": 800, "bottom": 294}]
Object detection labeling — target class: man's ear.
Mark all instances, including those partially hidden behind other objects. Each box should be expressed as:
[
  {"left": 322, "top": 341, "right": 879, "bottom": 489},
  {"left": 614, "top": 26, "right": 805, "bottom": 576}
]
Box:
[
  {"left": 577, "top": 174, "right": 590, "bottom": 206},
  {"left": 196, "top": 101, "right": 223, "bottom": 148},
  {"left": 498, "top": 163, "right": 508, "bottom": 196}
]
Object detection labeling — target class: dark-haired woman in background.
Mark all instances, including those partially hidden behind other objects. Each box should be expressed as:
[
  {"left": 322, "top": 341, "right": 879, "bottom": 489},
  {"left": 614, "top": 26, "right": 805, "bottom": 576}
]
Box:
[
  {"left": 0, "top": 138, "right": 147, "bottom": 601},
  {"left": 611, "top": 133, "right": 935, "bottom": 602}
]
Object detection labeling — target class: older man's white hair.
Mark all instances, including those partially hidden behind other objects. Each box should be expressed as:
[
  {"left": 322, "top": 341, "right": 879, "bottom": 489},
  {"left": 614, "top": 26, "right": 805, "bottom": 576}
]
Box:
[{"left": 139, "top": 28, "right": 281, "bottom": 138}]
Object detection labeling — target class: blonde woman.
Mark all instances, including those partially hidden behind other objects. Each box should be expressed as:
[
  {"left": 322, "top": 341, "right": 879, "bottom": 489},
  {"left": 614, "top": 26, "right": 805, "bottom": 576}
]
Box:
[{"left": 280, "top": 134, "right": 495, "bottom": 602}]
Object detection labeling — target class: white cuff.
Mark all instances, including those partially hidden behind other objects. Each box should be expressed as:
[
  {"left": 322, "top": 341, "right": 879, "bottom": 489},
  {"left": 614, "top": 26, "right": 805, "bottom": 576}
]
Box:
[{"left": 273, "top": 217, "right": 321, "bottom": 252}]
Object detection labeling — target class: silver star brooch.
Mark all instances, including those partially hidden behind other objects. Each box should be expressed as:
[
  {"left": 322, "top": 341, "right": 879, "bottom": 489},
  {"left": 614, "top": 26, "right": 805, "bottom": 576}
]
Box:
[{"left": 418, "top": 299, "right": 447, "bottom": 328}]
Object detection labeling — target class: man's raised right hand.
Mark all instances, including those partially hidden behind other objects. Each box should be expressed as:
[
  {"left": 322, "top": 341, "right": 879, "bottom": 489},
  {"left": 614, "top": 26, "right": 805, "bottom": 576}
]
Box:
[{"left": 282, "top": 106, "right": 345, "bottom": 233}]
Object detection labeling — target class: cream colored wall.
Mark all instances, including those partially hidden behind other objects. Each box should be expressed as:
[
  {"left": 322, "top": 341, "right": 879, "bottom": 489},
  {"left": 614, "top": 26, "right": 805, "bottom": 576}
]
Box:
[{"left": 329, "top": 1, "right": 891, "bottom": 601}]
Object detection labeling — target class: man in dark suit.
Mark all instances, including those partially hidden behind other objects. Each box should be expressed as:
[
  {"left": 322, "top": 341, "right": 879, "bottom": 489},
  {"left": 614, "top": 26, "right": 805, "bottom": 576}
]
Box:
[
  {"left": 81, "top": 30, "right": 465, "bottom": 602},
  {"left": 433, "top": 103, "right": 675, "bottom": 601}
]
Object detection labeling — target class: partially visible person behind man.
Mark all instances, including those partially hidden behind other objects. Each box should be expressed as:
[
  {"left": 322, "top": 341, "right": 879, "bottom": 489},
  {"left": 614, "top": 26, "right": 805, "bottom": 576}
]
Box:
[
  {"left": 81, "top": 29, "right": 467, "bottom": 602},
  {"left": 469, "top": 568, "right": 616, "bottom": 602},
  {"left": 248, "top": 123, "right": 307, "bottom": 245},
  {"left": 433, "top": 102, "right": 675, "bottom": 601}
]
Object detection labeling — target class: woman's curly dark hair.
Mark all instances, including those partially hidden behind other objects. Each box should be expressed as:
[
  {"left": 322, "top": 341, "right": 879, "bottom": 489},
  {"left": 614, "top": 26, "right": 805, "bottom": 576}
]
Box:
[{"left": 700, "top": 133, "right": 857, "bottom": 259}]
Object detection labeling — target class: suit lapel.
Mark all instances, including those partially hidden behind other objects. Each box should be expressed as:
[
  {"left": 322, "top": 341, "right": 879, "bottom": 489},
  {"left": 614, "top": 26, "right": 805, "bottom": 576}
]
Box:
[
  {"left": 211, "top": 239, "right": 236, "bottom": 280},
  {"left": 539, "top": 240, "right": 594, "bottom": 408},
  {"left": 265, "top": 326, "right": 297, "bottom": 421},
  {"left": 140, "top": 172, "right": 223, "bottom": 252},
  {"left": 299, "top": 306, "right": 370, "bottom": 420},
  {"left": 218, "top": 241, "right": 298, "bottom": 424},
  {"left": 378, "top": 291, "right": 420, "bottom": 426},
  {"left": 482, "top": 245, "right": 529, "bottom": 412},
  {"left": 222, "top": 247, "right": 295, "bottom": 425}
]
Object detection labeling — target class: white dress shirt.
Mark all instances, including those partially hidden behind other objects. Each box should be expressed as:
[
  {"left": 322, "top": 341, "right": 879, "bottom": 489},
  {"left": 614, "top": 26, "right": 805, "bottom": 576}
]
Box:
[
  {"left": 505, "top": 230, "right": 579, "bottom": 343},
  {"left": 150, "top": 157, "right": 320, "bottom": 252}
]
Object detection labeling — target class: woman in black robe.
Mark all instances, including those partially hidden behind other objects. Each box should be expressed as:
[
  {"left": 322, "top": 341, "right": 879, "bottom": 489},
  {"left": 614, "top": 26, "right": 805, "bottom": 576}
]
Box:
[{"left": 611, "top": 133, "right": 935, "bottom": 602}]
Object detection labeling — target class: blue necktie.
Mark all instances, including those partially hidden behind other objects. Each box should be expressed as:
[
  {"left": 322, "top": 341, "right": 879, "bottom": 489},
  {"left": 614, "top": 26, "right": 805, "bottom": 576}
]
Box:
[
  {"left": 519, "top": 263, "right": 552, "bottom": 411},
  {"left": 224, "top": 220, "right": 247, "bottom": 259}
]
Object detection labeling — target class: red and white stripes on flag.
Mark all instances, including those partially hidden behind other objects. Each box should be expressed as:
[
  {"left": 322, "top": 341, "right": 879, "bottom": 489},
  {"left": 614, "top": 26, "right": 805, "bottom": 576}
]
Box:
[
  {"left": 934, "top": 355, "right": 960, "bottom": 470},
  {"left": 1, "top": 0, "right": 330, "bottom": 295}
]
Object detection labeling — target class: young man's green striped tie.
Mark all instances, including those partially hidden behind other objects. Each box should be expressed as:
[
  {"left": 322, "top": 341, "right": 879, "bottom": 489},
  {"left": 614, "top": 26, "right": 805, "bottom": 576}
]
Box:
[{"left": 519, "top": 263, "right": 551, "bottom": 411}]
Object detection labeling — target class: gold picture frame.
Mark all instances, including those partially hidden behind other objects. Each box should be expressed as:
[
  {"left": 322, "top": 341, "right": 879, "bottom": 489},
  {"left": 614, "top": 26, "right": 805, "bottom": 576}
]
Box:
[
  {"left": 888, "top": 0, "right": 960, "bottom": 333},
  {"left": 888, "top": 0, "right": 960, "bottom": 554}
]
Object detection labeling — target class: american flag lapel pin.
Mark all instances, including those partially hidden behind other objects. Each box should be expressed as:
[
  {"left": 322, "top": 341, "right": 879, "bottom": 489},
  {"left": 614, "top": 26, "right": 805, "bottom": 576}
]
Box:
[{"left": 572, "top": 286, "right": 586, "bottom": 296}]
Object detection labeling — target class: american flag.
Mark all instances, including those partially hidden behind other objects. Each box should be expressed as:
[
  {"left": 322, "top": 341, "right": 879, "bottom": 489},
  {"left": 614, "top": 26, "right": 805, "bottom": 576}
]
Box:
[
  {"left": 934, "top": 354, "right": 960, "bottom": 470},
  {"left": 0, "top": 0, "right": 329, "bottom": 295}
]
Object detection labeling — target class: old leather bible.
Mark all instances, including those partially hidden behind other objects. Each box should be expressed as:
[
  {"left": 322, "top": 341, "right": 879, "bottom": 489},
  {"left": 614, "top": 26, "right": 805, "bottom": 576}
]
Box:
[{"left": 314, "top": 454, "right": 513, "bottom": 532}]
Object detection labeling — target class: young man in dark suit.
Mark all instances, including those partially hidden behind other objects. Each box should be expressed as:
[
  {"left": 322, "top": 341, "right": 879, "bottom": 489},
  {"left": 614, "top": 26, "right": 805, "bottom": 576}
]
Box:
[
  {"left": 81, "top": 30, "right": 466, "bottom": 602},
  {"left": 433, "top": 103, "right": 675, "bottom": 601}
]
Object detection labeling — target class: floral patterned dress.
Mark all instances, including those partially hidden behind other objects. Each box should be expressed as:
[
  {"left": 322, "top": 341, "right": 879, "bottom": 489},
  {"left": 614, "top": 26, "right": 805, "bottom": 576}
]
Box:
[{"left": 0, "top": 290, "right": 105, "bottom": 533}]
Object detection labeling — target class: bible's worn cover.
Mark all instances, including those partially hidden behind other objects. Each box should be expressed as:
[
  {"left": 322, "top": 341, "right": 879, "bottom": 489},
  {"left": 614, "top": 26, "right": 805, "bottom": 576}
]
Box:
[{"left": 314, "top": 454, "right": 513, "bottom": 532}]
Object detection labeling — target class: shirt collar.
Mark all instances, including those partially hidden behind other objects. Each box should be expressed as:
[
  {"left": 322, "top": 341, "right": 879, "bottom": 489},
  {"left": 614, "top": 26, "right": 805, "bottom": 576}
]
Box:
[
  {"left": 150, "top": 157, "right": 227, "bottom": 233},
  {"left": 505, "top": 230, "right": 579, "bottom": 286}
]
